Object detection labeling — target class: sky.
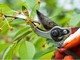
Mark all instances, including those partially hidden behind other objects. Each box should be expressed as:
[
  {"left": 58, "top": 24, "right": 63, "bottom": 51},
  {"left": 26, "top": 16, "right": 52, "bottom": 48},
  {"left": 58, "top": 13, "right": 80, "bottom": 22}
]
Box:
[{"left": 58, "top": 0, "right": 80, "bottom": 10}]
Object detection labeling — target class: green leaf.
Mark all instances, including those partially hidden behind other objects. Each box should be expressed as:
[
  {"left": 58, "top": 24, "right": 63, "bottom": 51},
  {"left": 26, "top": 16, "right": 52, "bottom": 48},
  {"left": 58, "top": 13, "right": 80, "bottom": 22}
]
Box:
[
  {"left": 30, "top": 4, "right": 40, "bottom": 17},
  {"left": 14, "top": 26, "right": 30, "bottom": 37},
  {"left": 0, "top": 43, "right": 9, "bottom": 53},
  {"left": 10, "top": 19, "right": 25, "bottom": 25},
  {"left": 0, "top": 4, "right": 16, "bottom": 15},
  {"left": 22, "top": 6, "right": 27, "bottom": 11},
  {"left": 34, "top": 38, "right": 46, "bottom": 51},
  {"left": 38, "top": 51, "right": 53, "bottom": 60},
  {"left": 20, "top": 0, "right": 36, "bottom": 9},
  {"left": 33, "top": 45, "right": 56, "bottom": 59},
  {"left": 70, "top": 14, "right": 80, "bottom": 26},
  {"left": 2, "top": 42, "right": 18, "bottom": 60},
  {"left": 1, "top": 22, "right": 8, "bottom": 34},
  {"left": 19, "top": 41, "right": 35, "bottom": 60},
  {"left": 13, "top": 27, "right": 32, "bottom": 41}
]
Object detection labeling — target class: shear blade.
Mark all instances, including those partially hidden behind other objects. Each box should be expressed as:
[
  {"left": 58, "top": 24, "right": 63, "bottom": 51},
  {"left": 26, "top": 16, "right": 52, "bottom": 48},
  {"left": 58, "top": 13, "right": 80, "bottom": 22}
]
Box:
[
  {"left": 30, "top": 22, "right": 52, "bottom": 39},
  {"left": 36, "top": 10, "right": 58, "bottom": 30}
]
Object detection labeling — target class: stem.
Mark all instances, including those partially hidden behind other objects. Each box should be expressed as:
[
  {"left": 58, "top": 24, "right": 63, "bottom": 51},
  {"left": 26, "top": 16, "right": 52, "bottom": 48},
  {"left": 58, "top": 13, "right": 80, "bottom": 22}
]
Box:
[{"left": 5, "top": 18, "right": 10, "bottom": 27}]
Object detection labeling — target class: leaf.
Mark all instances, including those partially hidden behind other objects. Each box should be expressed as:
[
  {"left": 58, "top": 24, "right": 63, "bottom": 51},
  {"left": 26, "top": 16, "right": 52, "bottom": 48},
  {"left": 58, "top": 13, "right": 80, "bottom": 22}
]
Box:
[
  {"left": 70, "top": 14, "right": 80, "bottom": 26},
  {"left": 22, "top": 6, "right": 27, "bottom": 11},
  {"left": 33, "top": 45, "right": 56, "bottom": 59},
  {"left": 30, "top": 4, "right": 40, "bottom": 17},
  {"left": 2, "top": 42, "right": 18, "bottom": 60},
  {"left": 10, "top": 19, "right": 25, "bottom": 25},
  {"left": 38, "top": 51, "right": 53, "bottom": 60},
  {"left": 0, "top": 43, "right": 9, "bottom": 53},
  {"left": 14, "top": 26, "right": 30, "bottom": 37},
  {"left": 13, "top": 27, "right": 32, "bottom": 41},
  {"left": 1, "top": 22, "right": 8, "bottom": 34},
  {"left": 0, "top": 4, "right": 16, "bottom": 15},
  {"left": 34, "top": 38, "right": 46, "bottom": 51},
  {"left": 20, "top": 0, "right": 36, "bottom": 9},
  {"left": 59, "top": 17, "right": 70, "bottom": 25},
  {"left": 19, "top": 41, "right": 35, "bottom": 60}
]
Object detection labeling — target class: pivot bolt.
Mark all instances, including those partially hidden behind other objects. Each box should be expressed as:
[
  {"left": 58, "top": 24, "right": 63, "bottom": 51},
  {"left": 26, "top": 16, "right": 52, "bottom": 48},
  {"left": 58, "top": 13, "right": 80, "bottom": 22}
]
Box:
[
  {"left": 63, "top": 29, "right": 68, "bottom": 35},
  {"left": 51, "top": 30, "right": 58, "bottom": 37}
]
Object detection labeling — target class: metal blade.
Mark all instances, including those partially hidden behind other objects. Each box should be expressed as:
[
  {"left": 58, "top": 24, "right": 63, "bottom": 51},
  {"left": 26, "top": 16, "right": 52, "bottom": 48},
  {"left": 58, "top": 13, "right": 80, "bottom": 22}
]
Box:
[
  {"left": 5, "top": 14, "right": 26, "bottom": 20},
  {"left": 30, "top": 22, "right": 52, "bottom": 39},
  {"left": 15, "top": 14, "right": 26, "bottom": 19},
  {"left": 36, "top": 10, "right": 58, "bottom": 30}
]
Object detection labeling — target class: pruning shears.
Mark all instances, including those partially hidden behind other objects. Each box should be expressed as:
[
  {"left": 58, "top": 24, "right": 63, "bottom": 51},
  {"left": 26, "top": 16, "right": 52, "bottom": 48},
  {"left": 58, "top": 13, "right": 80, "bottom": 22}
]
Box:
[
  {"left": 31, "top": 10, "right": 79, "bottom": 42},
  {"left": 31, "top": 10, "right": 80, "bottom": 58},
  {"left": 4, "top": 10, "right": 79, "bottom": 44}
]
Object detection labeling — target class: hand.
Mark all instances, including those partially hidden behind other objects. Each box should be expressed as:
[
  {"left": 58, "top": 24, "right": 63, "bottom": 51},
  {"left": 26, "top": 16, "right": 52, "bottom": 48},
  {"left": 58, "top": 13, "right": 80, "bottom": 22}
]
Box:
[{"left": 52, "top": 28, "right": 80, "bottom": 60}]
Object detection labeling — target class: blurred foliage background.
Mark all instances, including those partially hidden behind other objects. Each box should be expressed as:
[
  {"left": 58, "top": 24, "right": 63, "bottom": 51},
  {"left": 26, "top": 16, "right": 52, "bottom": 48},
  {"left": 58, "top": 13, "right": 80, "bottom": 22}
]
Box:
[{"left": 0, "top": 0, "right": 80, "bottom": 60}]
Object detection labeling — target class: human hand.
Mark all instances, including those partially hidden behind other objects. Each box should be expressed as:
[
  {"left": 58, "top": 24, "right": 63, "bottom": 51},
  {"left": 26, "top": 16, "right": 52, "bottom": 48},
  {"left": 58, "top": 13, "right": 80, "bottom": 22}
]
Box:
[{"left": 52, "top": 28, "right": 80, "bottom": 60}]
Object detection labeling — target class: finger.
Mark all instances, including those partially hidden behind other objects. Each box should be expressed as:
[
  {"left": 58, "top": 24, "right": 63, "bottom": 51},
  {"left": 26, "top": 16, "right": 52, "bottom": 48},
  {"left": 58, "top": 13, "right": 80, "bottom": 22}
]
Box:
[
  {"left": 53, "top": 50, "right": 65, "bottom": 60},
  {"left": 64, "top": 55, "right": 75, "bottom": 60},
  {"left": 59, "top": 48, "right": 67, "bottom": 53}
]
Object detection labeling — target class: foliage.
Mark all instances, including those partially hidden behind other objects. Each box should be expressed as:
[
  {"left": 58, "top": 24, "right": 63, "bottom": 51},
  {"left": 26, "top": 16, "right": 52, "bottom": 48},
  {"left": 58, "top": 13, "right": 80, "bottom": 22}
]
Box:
[{"left": 0, "top": 0, "right": 80, "bottom": 60}]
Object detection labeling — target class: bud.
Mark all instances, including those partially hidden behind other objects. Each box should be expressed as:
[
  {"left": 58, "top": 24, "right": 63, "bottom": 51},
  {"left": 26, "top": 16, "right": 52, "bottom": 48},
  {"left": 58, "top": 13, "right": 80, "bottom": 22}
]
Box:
[
  {"left": 42, "top": 44, "right": 45, "bottom": 47},
  {"left": 66, "top": 23, "right": 70, "bottom": 27},
  {"left": 36, "top": 0, "right": 40, "bottom": 5},
  {"left": 29, "top": 40, "right": 33, "bottom": 44},
  {"left": 26, "top": 17, "right": 31, "bottom": 24},
  {"left": 2, "top": 15, "right": 5, "bottom": 20},
  {"left": 26, "top": 20, "right": 30, "bottom": 24},
  {"left": 11, "top": 17, "right": 15, "bottom": 21},
  {"left": 36, "top": 34, "right": 39, "bottom": 36},
  {"left": 0, "top": 28, "right": 2, "bottom": 31},
  {"left": 9, "top": 26, "right": 13, "bottom": 31},
  {"left": 0, "top": 13, "right": 3, "bottom": 16},
  {"left": 46, "top": 41, "right": 49, "bottom": 44},
  {"left": 17, "top": 10, "right": 21, "bottom": 14},
  {"left": 23, "top": 9, "right": 29, "bottom": 16}
]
